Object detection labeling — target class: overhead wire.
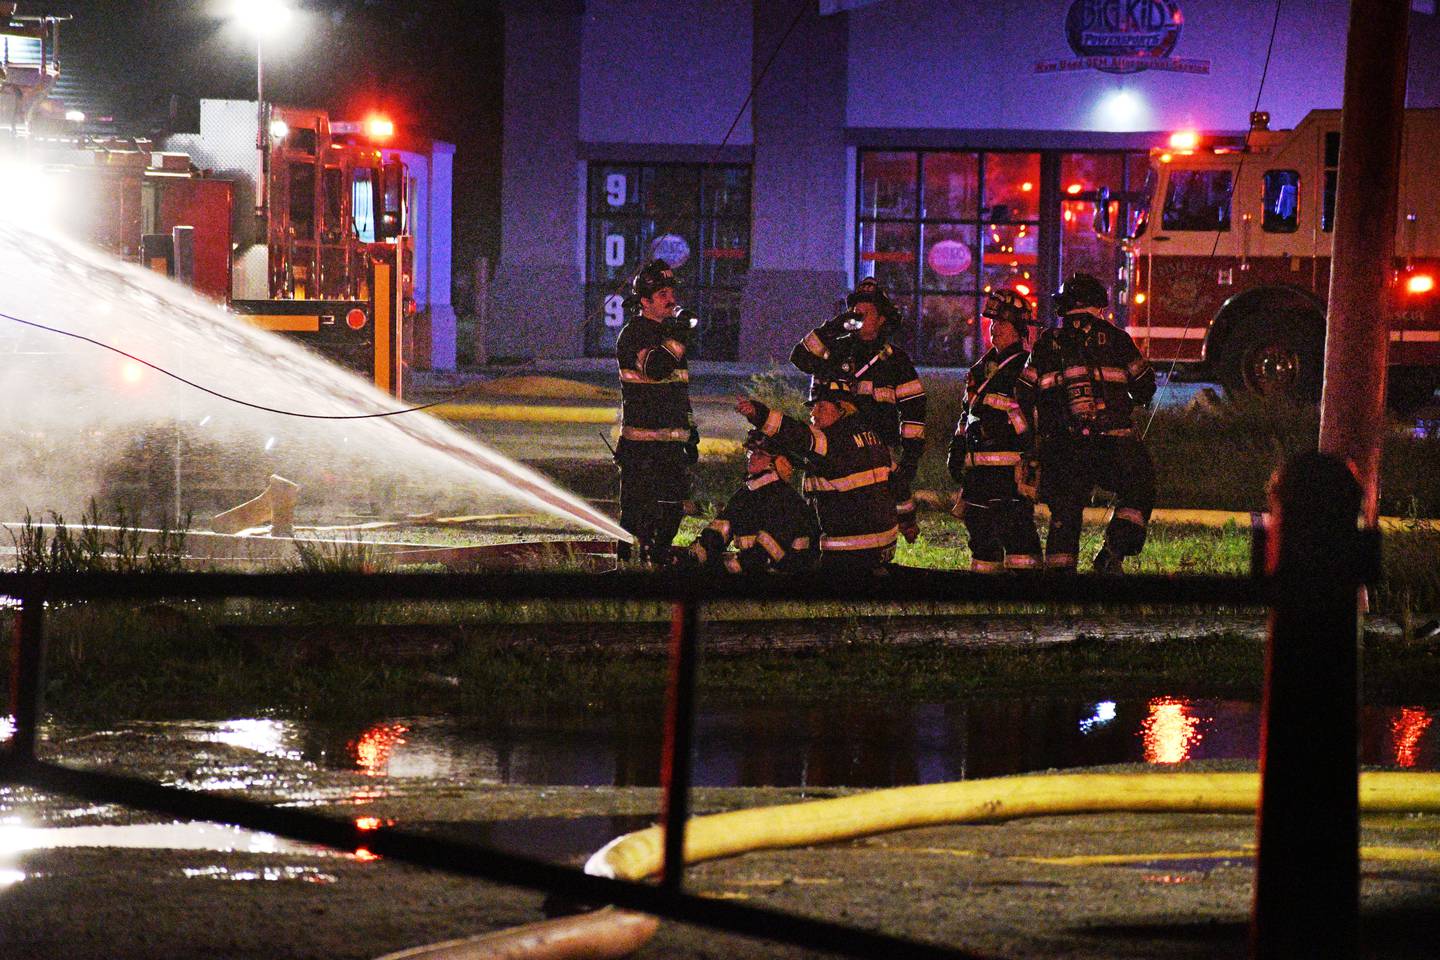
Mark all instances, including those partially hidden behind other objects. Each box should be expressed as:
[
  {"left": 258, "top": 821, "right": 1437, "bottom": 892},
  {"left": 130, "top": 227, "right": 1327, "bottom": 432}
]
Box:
[
  {"left": 2, "top": 1, "right": 815, "bottom": 423},
  {"left": 1139, "top": 0, "right": 1284, "bottom": 439}
]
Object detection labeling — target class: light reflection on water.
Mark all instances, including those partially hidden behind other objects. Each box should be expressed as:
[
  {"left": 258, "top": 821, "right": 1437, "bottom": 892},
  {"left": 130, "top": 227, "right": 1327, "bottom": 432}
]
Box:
[{"left": 286, "top": 698, "right": 1440, "bottom": 789}]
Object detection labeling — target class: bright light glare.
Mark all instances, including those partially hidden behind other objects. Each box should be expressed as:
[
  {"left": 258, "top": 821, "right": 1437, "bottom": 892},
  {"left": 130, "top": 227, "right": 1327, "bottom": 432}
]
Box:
[
  {"left": 0, "top": 159, "right": 63, "bottom": 228},
  {"left": 1168, "top": 129, "right": 1200, "bottom": 150},
  {"left": 65, "top": 109, "right": 86, "bottom": 123},
  {"left": 1406, "top": 273, "right": 1435, "bottom": 295},
  {"left": 269, "top": 118, "right": 290, "bottom": 140},
  {"left": 121, "top": 361, "right": 145, "bottom": 384},
  {"left": 1094, "top": 89, "right": 1149, "bottom": 132},
  {"left": 232, "top": 0, "right": 293, "bottom": 37},
  {"left": 364, "top": 116, "right": 395, "bottom": 140}
]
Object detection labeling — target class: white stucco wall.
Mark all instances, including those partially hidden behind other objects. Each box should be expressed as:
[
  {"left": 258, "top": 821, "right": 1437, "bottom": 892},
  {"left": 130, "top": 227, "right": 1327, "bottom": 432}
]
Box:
[
  {"left": 579, "top": 0, "right": 754, "bottom": 144},
  {"left": 844, "top": 0, "right": 1355, "bottom": 133}
]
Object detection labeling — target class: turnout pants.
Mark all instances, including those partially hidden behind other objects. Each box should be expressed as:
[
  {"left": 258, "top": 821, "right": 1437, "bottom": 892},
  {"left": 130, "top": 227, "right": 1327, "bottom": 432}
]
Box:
[
  {"left": 616, "top": 439, "right": 690, "bottom": 564},
  {"left": 1039, "top": 436, "right": 1155, "bottom": 571},
  {"left": 959, "top": 464, "right": 1041, "bottom": 572},
  {"left": 819, "top": 545, "right": 895, "bottom": 575}
]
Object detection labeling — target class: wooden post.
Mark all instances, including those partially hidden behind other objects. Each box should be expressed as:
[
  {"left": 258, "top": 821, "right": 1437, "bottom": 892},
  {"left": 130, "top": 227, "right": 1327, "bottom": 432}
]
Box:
[{"left": 1319, "top": 0, "right": 1410, "bottom": 523}]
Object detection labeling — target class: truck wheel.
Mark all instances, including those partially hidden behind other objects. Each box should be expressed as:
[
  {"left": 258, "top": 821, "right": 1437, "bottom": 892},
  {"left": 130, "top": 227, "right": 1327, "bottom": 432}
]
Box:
[{"left": 1218, "top": 311, "right": 1323, "bottom": 404}]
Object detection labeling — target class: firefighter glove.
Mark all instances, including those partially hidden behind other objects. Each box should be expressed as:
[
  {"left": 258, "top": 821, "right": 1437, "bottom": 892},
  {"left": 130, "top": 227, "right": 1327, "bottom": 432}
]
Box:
[{"left": 1017, "top": 458, "right": 1041, "bottom": 501}]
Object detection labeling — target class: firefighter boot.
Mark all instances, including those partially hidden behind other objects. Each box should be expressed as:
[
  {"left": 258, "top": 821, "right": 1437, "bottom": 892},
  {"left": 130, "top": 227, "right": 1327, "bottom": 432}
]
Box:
[{"left": 1092, "top": 546, "right": 1125, "bottom": 575}]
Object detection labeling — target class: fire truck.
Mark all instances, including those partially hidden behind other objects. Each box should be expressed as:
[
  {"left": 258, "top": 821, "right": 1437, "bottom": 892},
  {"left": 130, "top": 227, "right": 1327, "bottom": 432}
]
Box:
[
  {"left": 1093, "top": 109, "right": 1440, "bottom": 412},
  {"left": 1, "top": 4, "right": 412, "bottom": 396}
]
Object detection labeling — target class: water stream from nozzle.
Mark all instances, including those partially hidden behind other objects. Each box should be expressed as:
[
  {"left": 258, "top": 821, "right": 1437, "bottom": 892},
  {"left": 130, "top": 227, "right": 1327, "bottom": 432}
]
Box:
[{"left": 0, "top": 218, "right": 628, "bottom": 543}]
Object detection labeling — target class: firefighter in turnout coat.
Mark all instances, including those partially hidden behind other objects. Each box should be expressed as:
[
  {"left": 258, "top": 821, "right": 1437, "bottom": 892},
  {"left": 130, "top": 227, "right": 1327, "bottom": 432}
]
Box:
[
  {"left": 790, "top": 278, "right": 927, "bottom": 543},
  {"left": 1016, "top": 273, "right": 1157, "bottom": 573},
  {"left": 737, "top": 380, "right": 898, "bottom": 574},
  {"left": 686, "top": 430, "right": 820, "bottom": 574},
  {"left": 947, "top": 290, "right": 1043, "bottom": 572},
  {"left": 614, "top": 259, "right": 700, "bottom": 564}
]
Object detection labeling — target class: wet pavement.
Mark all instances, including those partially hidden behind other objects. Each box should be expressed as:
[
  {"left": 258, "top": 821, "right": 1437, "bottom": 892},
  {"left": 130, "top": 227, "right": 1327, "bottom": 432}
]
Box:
[{"left": 2, "top": 712, "right": 1440, "bottom": 958}]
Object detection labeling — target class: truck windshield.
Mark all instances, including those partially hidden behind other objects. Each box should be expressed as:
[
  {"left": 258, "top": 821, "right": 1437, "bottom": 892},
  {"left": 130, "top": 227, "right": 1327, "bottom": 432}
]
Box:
[{"left": 1161, "top": 169, "right": 1233, "bottom": 231}]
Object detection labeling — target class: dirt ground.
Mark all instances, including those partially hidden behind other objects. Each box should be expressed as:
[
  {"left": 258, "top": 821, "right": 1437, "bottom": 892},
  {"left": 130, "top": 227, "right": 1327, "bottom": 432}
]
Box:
[{"left": 4, "top": 728, "right": 1440, "bottom": 960}]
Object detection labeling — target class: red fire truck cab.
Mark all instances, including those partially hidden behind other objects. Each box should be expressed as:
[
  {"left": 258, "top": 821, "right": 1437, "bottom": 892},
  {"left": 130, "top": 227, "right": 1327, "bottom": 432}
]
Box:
[{"left": 1098, "top": 109, "right": 1440, "bottom": 412}]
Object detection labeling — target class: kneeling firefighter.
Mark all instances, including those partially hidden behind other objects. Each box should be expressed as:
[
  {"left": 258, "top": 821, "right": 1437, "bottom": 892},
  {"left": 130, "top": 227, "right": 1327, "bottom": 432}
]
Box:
[
  {"left": 686, "top": 429, "right": 820, "bottom": 574},
  {"left": 737, "top": 380, "right": 898, "bottom": 574},
  {"left": 948, "top": 289, "right": 1043, "bottom": 572},
  {"left": 1017, "top": 273, "right": 1157, "bottom": 573},
  {"left": 789, "top": 278, "right": 927, "bottom": 543},
  {"left": 613, "top": 259, "right": 700, "bottom": 564}
]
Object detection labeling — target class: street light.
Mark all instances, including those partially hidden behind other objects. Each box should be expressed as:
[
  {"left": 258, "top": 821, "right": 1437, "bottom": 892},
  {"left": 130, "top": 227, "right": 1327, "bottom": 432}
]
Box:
[{"left": 232, "top": 0, "right": 293, "bottom": 223}]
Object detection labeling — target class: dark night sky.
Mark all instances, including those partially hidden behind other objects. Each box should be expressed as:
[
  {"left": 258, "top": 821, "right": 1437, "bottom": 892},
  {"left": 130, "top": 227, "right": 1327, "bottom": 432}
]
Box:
[{"left": 35, "top": 0, "right": 505, "bottom": 266}]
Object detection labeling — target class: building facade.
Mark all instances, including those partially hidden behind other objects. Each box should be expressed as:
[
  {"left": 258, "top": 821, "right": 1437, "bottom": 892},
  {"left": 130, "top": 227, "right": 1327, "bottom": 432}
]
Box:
[{"left": 490, "top": 0, "right": 1440, "bottom": 367}]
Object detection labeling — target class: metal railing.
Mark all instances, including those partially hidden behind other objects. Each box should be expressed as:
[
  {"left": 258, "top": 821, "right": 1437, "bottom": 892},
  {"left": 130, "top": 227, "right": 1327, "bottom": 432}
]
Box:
[{"left": 0, "top": 454, "right": 1377, "bottom": 958}]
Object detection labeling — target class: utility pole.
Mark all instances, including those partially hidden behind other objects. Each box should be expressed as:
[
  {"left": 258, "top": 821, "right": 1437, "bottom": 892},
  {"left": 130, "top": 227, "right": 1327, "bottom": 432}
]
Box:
[{"left": 1318, "top": 0, "right": 1410, "bottom": 522}]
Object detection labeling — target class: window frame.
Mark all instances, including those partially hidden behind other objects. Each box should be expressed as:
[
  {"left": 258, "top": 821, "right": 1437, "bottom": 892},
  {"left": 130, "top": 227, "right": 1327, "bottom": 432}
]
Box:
[
  {"left": 1261, "top": 169, "right": 1301, "bottom": 234},
  {"left": 583, "top": 161, "right": 752, "bottom": 361}
]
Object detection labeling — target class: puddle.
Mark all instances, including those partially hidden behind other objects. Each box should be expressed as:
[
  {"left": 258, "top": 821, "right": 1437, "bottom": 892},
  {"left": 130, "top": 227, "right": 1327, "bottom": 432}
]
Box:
[{"left": 0, "top": 820, "right": 326, "bottom": 855}]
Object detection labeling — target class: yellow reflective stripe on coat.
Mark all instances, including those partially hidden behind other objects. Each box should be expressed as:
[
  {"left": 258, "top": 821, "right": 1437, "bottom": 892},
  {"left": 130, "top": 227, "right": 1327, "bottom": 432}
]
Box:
[
  {"left": 802, "top": 331, "right": 829, "bottom": 358},
  {"left": 620, "top": 368, "right": 690, "bottom": 384},
  {"left": 895, "top": 379, "right": 925, "bottom": 400},
  {"left": 964, "top": 451, "right": 1022, "bottom": 467},
  {"left": 621, "top": 426, "right": 691, "bottom": 441},
  {"left": 757, "top": 531, "right": 785, "bottom": 561},
  {"left": 762, "top": 409, "right": 784, "bottom": 437},
  {"left": 803, "top": 465, "right": 891, "bottom": 493},
  {"left": 821, "top": 527, "right": 899, "bottom": 551},
  {"left": 707, "top": 519, "right": 732, "bottom": 540},
  {"left": 791, "top": 536, "right": 812, "bottom": 551},
  {"left": 901, "top": 421, "right": 925, "bottom": 439},
  {"left": 808, "top": 425, "right": 829, "bottom": 457},
  {"left": 734, "top": 535, "right": 757, "bottom": 549},
  {"left": 662, "top": 338, "right": 686, "bottom": 360}
]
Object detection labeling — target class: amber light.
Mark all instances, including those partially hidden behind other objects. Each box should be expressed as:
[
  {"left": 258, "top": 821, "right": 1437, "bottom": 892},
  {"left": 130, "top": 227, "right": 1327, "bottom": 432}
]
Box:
[
  {"left": 1134, "top": 292, "right": 1147, "bottom": 304},
  {"left": 1405, "top": 273, "right": 1435, "bottom": 295},
  {"left": 1065, "top": 183, "right": 1083, "bottom": 195},
  {"left": 1013, "top": 283, "right": 1031, "bottom": 296},
  {"left": 1168, "top": 129, "right": 1200, "bottom": 150},
  {"left": 1020, "top": 181, "right": 1034, "bottom": 192},
  {"left": 364, "top": 116, "right": 395, "bottom": 140}
]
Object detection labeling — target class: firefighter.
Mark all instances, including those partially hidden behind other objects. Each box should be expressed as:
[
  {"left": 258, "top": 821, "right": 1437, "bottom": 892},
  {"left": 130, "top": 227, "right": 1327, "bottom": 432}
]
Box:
[
  {"left": 613, "top": 259, "right": 699, "bottom": 564},
  {"left": 790, "top": 278, "right": 926, "bottom": 543},
  {"left": 1017, "top": 272, "right": 1157, "bottom": 573},
  {"left": 736, "top": 380, "right": 898, "bottom": 574},
  {"left": 947, "top": 289, "right": 1043, "bottom": 572},
  {"left": 685, "top": 429, "right": 820, "bottom": 573}
]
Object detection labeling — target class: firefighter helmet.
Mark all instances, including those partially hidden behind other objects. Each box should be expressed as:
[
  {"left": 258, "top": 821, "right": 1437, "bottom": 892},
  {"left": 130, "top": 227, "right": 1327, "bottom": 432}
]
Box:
[
  {"left": 982, "top": 289, "right": 1035, "bottom": 330},
  {"left": 630, "top": 259, "right": 676, "bottom": 300},
  {"left": 846, "top": 277, "right": 902, "bottom": 327},
  {"left": 1052, "top": 272, "right": 1109, "bottom": 313},
  {"left": 743, "top": 428, "right": 793, "bottom": 481},
  {"left": 806, "top": 378, "right": 855, "bottom": 406}
]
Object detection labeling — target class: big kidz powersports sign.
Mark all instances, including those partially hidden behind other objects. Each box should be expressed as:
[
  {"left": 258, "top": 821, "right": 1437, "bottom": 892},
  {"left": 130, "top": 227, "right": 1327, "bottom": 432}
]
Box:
[{"left": 1035, "top": 0, "right": 1210, "bottom": 75}]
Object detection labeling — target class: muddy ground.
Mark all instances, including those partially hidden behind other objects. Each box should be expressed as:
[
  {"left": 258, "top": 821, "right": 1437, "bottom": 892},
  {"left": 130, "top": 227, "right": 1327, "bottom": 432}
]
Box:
[{"left": 3, "top": 729, "right": 1439, "bottom": 959}]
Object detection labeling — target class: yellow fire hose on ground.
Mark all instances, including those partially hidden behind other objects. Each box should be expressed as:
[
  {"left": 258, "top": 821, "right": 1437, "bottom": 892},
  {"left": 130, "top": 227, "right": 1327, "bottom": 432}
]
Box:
[{"left": 375, "top": 770, "right": 1440, "bottom": 959}]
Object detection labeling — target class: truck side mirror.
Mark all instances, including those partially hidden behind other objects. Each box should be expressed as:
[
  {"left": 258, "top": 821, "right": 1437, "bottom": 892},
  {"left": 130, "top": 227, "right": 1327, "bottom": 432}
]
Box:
[{"left": 379, "top": 160, "right": 405, "bottom": 240}]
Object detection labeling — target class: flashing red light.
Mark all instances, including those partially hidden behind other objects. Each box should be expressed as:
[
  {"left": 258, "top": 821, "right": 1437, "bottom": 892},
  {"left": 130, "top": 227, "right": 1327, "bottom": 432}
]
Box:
[
  {"left": 1168, "top": 129, "right": 1200, "bottom": 150},
  {"left": 1405, "top": 273, "right": 1435, "bottom": 295},
  {"left": 121, "top": 360, "right": 145, "bottom": 385},
  {"left": 346, "top": 308, "right": 368, "bottom": 329},
  {"left": 1065, "top": 183, "right": 1083, "bottom": 195},
  {"left": 364, "top": 116, "right": 395, "bottom": 141},
  {"left": 1013, "top": 282, "right": 1032, "bottom": 296}
]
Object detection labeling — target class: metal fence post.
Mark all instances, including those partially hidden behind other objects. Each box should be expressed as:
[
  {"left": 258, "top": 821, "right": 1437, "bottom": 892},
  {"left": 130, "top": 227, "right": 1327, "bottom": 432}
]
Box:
[
  {"left": 1252, "top": 452, "right": 1377, "bottom": 959},
  {"left": 660, "top": 598, "right": 700, "bottom": 892},
  {"left": 7, "top": 588, "right": 47, "bottom": 765}
]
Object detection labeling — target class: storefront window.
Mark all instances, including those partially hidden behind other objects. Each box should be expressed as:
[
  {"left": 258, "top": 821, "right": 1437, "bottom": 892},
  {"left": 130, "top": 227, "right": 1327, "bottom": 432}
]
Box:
[
  {"left": 584, "top": 162, "right": 750, "bottom": 359},
  {"left": 922, "top": 153, "right": 978, "bottom": 221},
  {"left": 984, "top": 153, "right": 1041, "bottom": 223},
  {"left": 860, "top": 152, "right": 918, "bottom": 218},
  {"left": 858, "top": 150, "right": 1040, "bottom": 365}
]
